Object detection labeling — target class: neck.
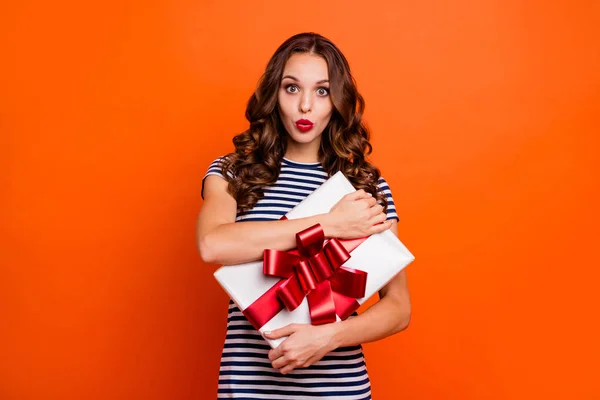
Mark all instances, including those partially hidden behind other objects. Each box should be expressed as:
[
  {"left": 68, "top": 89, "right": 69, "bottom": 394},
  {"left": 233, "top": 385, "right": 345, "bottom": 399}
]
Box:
[
  {"left": 284, "top": 137, "right": 321, "bottom": 163},
  {"left": 283, "top": 153, "right": 320, "bottom": 163}
]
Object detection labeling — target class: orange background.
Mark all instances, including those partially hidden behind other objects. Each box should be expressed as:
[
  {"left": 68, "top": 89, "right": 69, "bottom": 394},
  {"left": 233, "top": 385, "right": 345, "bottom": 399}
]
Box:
[{"left": 1, "top": 1, "right": 599, "bottom": 399}]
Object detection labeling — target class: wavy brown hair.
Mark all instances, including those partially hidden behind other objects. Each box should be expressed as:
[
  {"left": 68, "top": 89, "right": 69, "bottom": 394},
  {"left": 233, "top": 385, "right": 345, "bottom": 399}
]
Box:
[{"left": 220, "top": 32, "right": 387, "bottom": 213}]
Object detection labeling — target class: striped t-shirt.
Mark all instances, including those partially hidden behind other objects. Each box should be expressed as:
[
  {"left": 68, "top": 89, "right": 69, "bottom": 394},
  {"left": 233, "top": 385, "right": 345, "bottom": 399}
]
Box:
[{"left": 202, "top": 156, "right": 399, "bottom": 400}]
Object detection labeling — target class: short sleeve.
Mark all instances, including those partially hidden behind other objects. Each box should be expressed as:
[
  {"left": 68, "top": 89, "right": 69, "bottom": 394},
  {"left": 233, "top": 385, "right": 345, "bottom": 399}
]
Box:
[
  {"left": 377, "top": 177, "right": 399, "bottom": 222},
  {"left": 201, "top": 156, "right": 227, "bottom": 199}
]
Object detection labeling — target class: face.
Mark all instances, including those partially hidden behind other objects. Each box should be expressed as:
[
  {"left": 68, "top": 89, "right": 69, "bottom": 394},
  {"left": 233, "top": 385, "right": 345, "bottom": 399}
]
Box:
[{"left": 277, "top": 53, "right": 334, "bottom": 148}]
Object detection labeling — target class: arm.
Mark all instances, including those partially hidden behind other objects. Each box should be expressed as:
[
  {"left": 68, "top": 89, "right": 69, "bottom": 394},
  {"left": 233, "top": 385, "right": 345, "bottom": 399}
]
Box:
[
  {"left": 196, "top": 174, "right": 390, "bottom": 266},
  {"left": 197, "top": 175, "right": 332, "bottom": 265},
  {"left": 330, "top": 219, "right": 411, "bottom": 346},
  {"left": 265, "top": 220, "right": 411, "bottom": 374}
]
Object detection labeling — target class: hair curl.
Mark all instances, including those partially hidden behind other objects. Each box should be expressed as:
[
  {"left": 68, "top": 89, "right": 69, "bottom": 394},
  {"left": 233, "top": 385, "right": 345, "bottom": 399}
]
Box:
[{"left": 220, "top": 32, "right": 387, "bottom": 213}]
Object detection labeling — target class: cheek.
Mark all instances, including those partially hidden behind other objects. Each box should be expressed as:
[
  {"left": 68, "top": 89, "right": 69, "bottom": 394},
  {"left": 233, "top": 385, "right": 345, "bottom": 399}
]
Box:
[
  {"left": 320, "top": 101, "right": 334, "bottom": 121},
  {"left": 277, "top": 93, "right": 292, "bottom": 119},
  {"left": 323, "top": 105, "right": 333, "bottom": 122}
]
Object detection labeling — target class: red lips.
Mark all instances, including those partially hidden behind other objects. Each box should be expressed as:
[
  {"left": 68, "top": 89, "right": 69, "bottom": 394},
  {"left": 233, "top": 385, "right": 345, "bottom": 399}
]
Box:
[{"left": 295, "top": 119, "right": 314, "bottom": 132}]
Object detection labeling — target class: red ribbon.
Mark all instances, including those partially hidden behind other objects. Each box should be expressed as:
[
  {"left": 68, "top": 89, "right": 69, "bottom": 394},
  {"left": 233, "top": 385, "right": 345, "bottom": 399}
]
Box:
[{"left": 243, "top": 223, "right": 369, "bottom": 330}]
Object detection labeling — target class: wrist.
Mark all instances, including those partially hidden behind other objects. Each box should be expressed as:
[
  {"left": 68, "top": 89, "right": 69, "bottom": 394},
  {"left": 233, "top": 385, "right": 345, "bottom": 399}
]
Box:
[
  {"left": 319, "top": 323, "right": 342, "bottom": 352},
  {"left": 318, "top": 213, "right": 338, "bottom": 238},
  {"left": 328, "top": 321, "right": 344, "bottom": 350}
]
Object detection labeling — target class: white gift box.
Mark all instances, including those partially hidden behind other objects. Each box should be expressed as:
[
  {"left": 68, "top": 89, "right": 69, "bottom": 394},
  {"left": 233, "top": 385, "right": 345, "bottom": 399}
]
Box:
[{"left": 213, "top": 171, "right": 415, "bottom": 348}]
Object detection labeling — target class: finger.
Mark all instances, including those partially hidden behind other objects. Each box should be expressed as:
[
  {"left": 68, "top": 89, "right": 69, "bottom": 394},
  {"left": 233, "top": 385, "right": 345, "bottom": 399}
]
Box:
[
  {"left": 272, "top": 356, "right": 288, "bottom": 370},
  {"left": 368, "top": 203, "right": 384, "bottom": 217},
  {"left": 268, "top": 348, "right": 277, "bottom": 361},
  {"left": 346, "top": 189, "right": 371, "bottom": 201},
  {"left": 357, "top": 196, "right": 377, "bottom": 210},
  {"left": 366, "top": 196, "right": 378, "bottom": 206},
  {"left": 368, "top": 210, "right": 386, "bottom": 224},
  {"left": 268, "top": 338, "right": 289, "bottom": 361},
  {"left": 280, "top": 364, "right": 297, "bottom": 375},
  {"left": 263, "top": 324, "right": 298, "bottom": 340},
  {"left": 369, "top": 219, "right": 393, "bottom": 235},
  {"left": 268, "top": 346, "right": 282, "bottom": 361}
]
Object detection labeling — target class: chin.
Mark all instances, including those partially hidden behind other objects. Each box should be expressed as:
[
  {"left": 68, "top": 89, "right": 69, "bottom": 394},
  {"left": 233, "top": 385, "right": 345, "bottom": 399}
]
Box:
[
  {"left": 286, "top": 127, "right": 323, "bottom": 144},
  {"left": 289, "top": 134, "right": 320, "bottom": 144}
]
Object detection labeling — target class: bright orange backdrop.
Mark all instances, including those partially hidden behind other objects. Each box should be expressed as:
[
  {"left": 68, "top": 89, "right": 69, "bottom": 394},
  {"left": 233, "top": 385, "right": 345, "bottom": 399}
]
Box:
[{"left": 1, "top": 1, "right": 599, "bottom": 399}]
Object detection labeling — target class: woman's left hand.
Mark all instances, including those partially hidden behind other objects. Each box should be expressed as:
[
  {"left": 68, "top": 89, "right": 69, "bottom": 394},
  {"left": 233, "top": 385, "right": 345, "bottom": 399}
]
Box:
[{"left": 264, "top": 323, "right": 339, "bottom": 374}]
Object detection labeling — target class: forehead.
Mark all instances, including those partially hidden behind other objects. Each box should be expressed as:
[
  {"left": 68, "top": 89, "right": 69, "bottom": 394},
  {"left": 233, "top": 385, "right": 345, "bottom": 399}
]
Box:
[{"left": 282, "top": 53, "right": 329, "bottom": 81}]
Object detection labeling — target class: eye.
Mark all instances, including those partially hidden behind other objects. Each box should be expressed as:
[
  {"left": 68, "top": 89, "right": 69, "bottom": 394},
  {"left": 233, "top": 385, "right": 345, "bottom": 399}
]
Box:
[
  {"left": 285, "top": 84, "right": 299, "bottom": 93},
  {"left": 317, "top": 87, "right": 330, "bottom": 96}
]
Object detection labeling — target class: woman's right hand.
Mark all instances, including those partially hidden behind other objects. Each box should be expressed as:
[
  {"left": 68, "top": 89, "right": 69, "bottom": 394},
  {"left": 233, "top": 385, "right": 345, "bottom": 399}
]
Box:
[{"left": 322, "top": 189, "right": 392, "bottom": 239}]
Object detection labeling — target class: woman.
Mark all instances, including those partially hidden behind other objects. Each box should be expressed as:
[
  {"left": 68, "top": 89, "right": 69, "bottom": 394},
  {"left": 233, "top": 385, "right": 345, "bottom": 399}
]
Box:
[{"left": 197, "top": 32, "right": 411, "bottom": 399}]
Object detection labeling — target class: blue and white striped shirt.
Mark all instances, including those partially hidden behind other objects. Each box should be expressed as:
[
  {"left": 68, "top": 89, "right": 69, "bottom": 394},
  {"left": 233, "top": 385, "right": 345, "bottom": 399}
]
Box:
[{"left": 202, "top": 156, "right": 399, "bottom": 399}]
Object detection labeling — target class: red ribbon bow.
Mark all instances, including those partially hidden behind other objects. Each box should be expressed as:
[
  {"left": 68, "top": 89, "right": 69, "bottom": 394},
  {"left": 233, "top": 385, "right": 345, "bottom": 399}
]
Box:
[{"left": 243, "top": 224, "right": 368, "bottom": 329}]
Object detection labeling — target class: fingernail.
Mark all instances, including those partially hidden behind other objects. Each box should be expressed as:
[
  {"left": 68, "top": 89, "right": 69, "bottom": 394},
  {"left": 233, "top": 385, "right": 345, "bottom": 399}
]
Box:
[{"left": 264, "top": 331, "right": 271, "bottom": 336}]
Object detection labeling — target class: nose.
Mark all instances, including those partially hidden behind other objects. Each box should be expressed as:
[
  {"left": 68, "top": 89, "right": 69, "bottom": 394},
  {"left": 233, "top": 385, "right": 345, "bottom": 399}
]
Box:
[{"left": 299, "top": 91, "right": 312, "bottom": 113}]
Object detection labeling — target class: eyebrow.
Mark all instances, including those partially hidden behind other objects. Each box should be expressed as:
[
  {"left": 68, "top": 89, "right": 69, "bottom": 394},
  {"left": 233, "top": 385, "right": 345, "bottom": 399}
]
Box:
[{"left": 281, "top": 75, "right": 329, "bottom": 84}]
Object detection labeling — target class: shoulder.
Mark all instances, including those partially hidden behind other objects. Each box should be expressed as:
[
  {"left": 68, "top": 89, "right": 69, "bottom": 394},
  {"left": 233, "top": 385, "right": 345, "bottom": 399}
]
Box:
[
  {"left": 201, "top": 155, "right": 232, "bottom": 199},
  {"left": 375, "top": 175, "right": 399, "bottom": 222},
  {"left": 376, "top": 176, "right": 396, "bottom": 198},
  {"left": 204, "top": 155, "right": 235, "bottom": 179},
  {"left": 377, "top": 176, "right": 392, "bottom": 190},
  {"left": 206, "top": 156, "right": 224, "bottom": 172}
]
